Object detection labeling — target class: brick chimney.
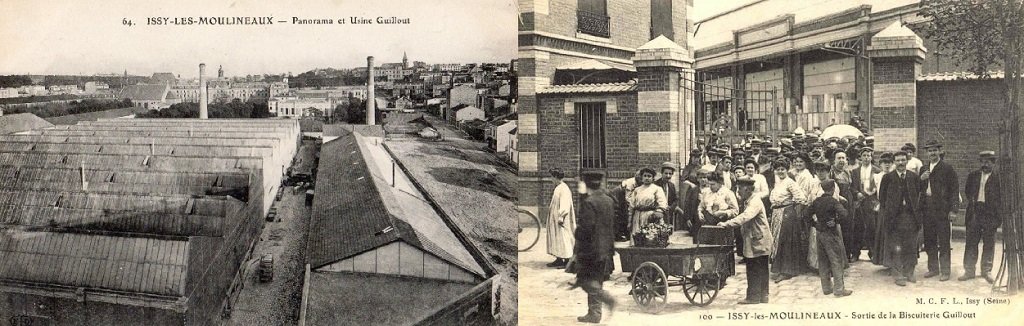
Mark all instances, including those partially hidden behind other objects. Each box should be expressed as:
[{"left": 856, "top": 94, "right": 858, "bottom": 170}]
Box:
[
  {"left": 199, "top": 63, "right": 208, "bottom": 119},
  {"left": 366, "top": 56, "right": 375, "bottom": 125}
]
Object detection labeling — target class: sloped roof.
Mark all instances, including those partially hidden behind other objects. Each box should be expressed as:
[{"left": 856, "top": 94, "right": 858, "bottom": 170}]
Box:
[
  {"left": 452, "top": 105, "right": 481, "bottom": 113},
  {"left": 537, "top": 81, "right": 638, "bottom": 94},
  {"left": 556, "top": 59, "right": 637, "bottom": 72},
  {"left": 0, "top": 230, "right": 188, "bottom": 297},
  {"left": 120, "top": 84, "right": 168, "bottom": 102},
  {"left": 0, "top": 113, "right": 53, "bottom": 135},
  {"left": 307, "top": 133, "right": 484, "bottom": 277},
  {"left": 44, "top": 107, "right": 147, "bottom": 125}
]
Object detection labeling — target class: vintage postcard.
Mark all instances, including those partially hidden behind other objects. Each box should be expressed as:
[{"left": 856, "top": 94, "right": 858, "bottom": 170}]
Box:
[
  {"left": 515, "top": 0, "right": 1024, "bottom": 325},
  {"left": 0, "top": 0, "right": 517, "bottom": 325}
]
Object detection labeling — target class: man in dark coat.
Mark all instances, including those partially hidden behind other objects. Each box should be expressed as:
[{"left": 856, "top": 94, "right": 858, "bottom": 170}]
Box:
[
  {"left": 960, "top": 151, "right": 1002, "bottom": 283},
  {"left": 573, "top": 172, "right": 617, "bottom": 323},
  {"left": 655, "top": 162, "right": 679, "bottom": 208},
  {"left": 879, "top": 151, "right": 922, "bottom": 286},
  {"left": 608, "top": 184, "right": 630, "bottom": 241},
  {"left": 918, "top": 139, "right": 960, "bottom": 281},
  {"left": 850, "top": 147, "right": 880, "bottom": 261}
]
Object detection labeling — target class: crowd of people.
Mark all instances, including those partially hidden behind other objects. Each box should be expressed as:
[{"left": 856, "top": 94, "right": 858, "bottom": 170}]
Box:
[{"left": 545, "top": 129, "right": 1004, "bottom": 322}]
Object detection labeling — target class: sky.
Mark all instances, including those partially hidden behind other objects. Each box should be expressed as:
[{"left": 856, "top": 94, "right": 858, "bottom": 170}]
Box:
[{"left": 0, "top": 0, "right": 517, "bottom": 77}]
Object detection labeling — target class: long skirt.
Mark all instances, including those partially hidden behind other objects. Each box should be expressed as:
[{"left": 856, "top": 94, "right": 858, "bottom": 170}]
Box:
[
  {"left": 808, "top": 227, "right": 819, "bottom": 270},
  {"left": 871, "top": 209, "right": 897, "bottom": 267},
  {"left": 770, "top": 205, "right": 809, "bottom": 275}
]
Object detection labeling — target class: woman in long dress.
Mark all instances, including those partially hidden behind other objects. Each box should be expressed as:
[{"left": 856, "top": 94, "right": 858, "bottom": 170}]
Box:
[
  {"left": 545, "top": 169, "right": 575, "bottom": 268},
  {"left": 871, "top": 153, "right": 898, "bottom": 269},
  {"left": 768, "top": 158, "right": 809, "bottom": 282},
  {"left": 628, "top": 168, "right": 668, "bottom": 246}
]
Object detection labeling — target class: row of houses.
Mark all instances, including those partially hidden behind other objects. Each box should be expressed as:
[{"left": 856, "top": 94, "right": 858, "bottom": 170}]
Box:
[{"left": 0, "top": 82, "right": 113, "bottom": 99}]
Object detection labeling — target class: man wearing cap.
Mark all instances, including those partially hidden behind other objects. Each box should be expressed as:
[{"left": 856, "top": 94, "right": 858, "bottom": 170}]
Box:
[
  {"left": 546, "top": 169, "right": 576, "bottom": 268},
  {"left": 655, "top": 162, "right": 679, "bottom": 208},
  {"left": 718, "top": 177, "right": 773, "bottom": 304},
  {"left": 681, "top": 149, "right": 704, "bottom": 182},
  {"left": 850, "top": 147, "right": 880, "bottom": 262},
  {"left": 918, "top": 139, "right": 959, "bottom": 281},
  {"left": 903, "top": 143, "right": 923, "bottom": 173},
  {"left": 573, "top": 172, "right": 617, "bottom": 323},
  {"left": 960, "top": 151, "right": 1002, "bottom": 283}
]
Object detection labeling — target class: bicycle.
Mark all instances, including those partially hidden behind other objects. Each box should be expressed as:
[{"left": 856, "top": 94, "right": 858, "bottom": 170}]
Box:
[{"left": 517, "top": 207, "right": 541, "bottom": 252}]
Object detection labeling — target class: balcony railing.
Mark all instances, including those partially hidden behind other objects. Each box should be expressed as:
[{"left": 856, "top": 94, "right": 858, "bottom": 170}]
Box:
[{"left": 577, "top": 10, "right": 610, "bottom": 38}]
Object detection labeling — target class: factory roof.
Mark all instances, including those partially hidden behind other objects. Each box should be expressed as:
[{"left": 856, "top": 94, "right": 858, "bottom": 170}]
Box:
[
  {"left": 44, "top": 107, "right": 149, "bottom": 125},
  {"left": 307, "top": 129, "right": 484, "bottom": 277},
  {"left": 0, "top": 113, "right": 53, "bottom": 135}
]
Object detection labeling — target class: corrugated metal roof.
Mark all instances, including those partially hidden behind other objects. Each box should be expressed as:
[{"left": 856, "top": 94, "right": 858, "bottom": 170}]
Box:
[
  {"left": 918, "top": 71, "right": 1005, "bottom": 81},
  {"left": 308, "top": 134, "right": 484, "bottom": 277},
  {"left": 537, "top": 81, "right": 638, "bottom": 94},
  {"left": 0, "top": 113, "right": 54, "bottom": 135},
  {"left": 0, "top": 231, "right": 188, "bottom": 296}
]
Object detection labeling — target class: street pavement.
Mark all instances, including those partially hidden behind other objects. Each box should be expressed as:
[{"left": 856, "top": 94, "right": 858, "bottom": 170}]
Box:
[{"left": 519, "top": 229, "right": 1024, "bottom": 325}]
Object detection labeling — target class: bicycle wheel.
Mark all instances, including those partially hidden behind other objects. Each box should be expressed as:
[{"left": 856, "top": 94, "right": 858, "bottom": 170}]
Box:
[{"left": 517, "top": 208, "right": 541, "bottom": 252}]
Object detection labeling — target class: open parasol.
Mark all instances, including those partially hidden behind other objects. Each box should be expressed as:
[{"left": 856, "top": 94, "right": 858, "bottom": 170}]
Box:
[{"left": 820, "top": 124, "right": 864, "bottom": 140}]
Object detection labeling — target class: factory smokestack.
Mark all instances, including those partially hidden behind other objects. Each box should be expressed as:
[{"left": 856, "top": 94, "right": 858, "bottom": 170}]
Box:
[
  {"left": 199, "top": 63, "right": 208, "bottom": 119},
  {"left": 366, "top": 56, "right": 375, "bottom": 125}
]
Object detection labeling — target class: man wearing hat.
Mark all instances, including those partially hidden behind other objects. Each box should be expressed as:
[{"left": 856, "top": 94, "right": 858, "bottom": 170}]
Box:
[
  {"left": 572, "top": 172, "right": 617, "bottom": 323},
  {"left": 918, "top": 139, "right": 960, "bottom": 281},
  {"left": 804, "top": 179, "right": 853, "bottom": 297},
  {"left": 546, "top": 169, "right": 576, "bottom": 268},
  {"left": 655, "top": 162, "right": 679, "bottom": 209},
  {"left": 718, "top": 177, "right": 773, "bottom": 304},
  {"left": 960, "top": 151, "right": 1002, "bottom": 283}
]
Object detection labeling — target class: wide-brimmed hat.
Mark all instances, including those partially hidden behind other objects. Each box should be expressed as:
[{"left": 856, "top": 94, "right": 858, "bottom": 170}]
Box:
[{"left": 923, "top": 139, "right": 942, "bottom": 149}]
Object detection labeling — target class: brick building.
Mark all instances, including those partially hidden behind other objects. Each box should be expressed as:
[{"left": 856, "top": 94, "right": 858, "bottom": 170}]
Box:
[
  {"left": 690, "top": 0, "right": 1012, "bottom": 206},
  {"left": 517, "top": 0, "right": 695, "bottom": 218},
  {"left": 518, "top": 0, "right": 1014, "bottom": 221}
]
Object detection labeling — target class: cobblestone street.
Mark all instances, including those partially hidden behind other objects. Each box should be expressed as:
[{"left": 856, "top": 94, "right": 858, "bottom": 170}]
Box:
[
  {"left": 226, "top": 188, "right": 309, "bottom": 326},
  {"left": 520, "top": 229, "right": 1023, "bottom": 325}
]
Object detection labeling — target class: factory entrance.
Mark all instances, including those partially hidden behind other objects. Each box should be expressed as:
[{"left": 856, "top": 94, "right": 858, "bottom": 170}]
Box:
[{"left": 684, "top": 70, "right": 780, "bottom": 148}]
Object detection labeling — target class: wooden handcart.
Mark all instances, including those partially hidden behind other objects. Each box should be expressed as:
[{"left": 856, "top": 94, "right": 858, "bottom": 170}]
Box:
[{"left": 615, "top": 226, "right": 736, "bottom": 313}]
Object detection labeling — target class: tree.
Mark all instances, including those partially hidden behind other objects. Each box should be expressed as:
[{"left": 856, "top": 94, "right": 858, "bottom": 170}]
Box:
[{"left": 920, "top": 0, "right": 1024, "bottom": 293}]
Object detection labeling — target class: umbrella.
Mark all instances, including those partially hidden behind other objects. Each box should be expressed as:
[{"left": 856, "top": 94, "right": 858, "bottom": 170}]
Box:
[{"left": 820, "top": 124, "right": 864, "bottom": 140}]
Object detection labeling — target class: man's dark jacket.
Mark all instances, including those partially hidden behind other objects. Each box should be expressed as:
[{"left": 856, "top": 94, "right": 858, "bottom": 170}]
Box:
[
  {"left": 574, "top": 189, "right": 616, "bottom": 281},
  {"left": 878, "top": 170, "right": 922, "bottom": 232},
  {"left": 919, "top": 159, "right": 959, "bottom": 213},
  {"left": 964, "top": 169, "right": 1002, "bottom": 229}
]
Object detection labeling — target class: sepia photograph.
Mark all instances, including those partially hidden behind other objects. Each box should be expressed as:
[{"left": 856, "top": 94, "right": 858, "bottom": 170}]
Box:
[
  {"left": 515, "top": 0, "right": 1024, "bottom": 324},
  {"left": 0, "top": 0, "right": 517, "bottom": 325}
]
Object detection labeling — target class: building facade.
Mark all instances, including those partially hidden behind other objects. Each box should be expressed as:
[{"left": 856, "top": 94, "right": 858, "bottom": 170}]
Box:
[{"left": 517, "top": 0, "right": 695, "bottom": 218}]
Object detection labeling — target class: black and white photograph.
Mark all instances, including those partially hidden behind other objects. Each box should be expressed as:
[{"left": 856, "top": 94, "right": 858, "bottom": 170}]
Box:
[
  {"left": 515, "top": 0, "right": 1024, "bottom": 324},
  {"left": 0, "top": 0, "right": 518, "bottom": 325}
]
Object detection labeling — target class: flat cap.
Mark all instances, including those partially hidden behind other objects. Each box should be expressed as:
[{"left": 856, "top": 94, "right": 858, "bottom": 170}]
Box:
[{"left": 979, "top": 150, "right": 996, "bottom": 158}]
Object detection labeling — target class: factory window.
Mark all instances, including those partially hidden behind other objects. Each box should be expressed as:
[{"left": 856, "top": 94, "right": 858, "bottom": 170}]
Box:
[{"left": 578, "top": 102, "right": 607, "bottom": 169}]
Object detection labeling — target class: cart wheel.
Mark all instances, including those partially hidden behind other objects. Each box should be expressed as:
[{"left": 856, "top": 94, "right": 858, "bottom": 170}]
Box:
[
  {"left": 631, "top": 262, "right": 668, "bottom": 313},
  {"left": 682, "top": 275, "right": 721, "bottom": 307}
]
